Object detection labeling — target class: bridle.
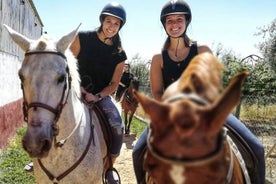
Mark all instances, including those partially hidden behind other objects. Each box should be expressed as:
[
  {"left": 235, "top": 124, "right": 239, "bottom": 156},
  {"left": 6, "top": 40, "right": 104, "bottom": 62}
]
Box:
[
  {"left": 147, "top": 127, "right": 226, "bottom": 166},
  {"left": 146, "top": 92, "right": 247, "bottom": 183},
  {"left": 22, "top": 51, "right": 96, "bottom": 183},
  {"left": 22, "top": 51, "right": 71, "bottom": 137},
  {"left": 147, "top": 92, "right": 226, "bottom": 167}
]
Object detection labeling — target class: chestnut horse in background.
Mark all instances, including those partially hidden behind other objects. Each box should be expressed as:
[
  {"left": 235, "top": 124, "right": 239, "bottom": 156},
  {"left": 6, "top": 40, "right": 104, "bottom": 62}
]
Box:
[
  {"left": 121, "top": 77, "right": 140, "bottom": 134},
  {"left": 134, "top": 53, "right": 252, "bottom": 184}
]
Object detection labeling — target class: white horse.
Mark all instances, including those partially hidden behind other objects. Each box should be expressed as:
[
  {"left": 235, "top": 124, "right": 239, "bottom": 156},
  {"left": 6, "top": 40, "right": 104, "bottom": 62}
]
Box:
[{"left": 4, "top": 24, "right": 107, "bottom": 184}]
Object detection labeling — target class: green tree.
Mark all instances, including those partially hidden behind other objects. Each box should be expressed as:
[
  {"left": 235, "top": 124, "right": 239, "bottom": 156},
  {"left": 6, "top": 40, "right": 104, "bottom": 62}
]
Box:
[
  {"left": 255, "top": 19, "right": 276, "bottom": 71},
  {"left": 253, "top": 19, "right": 276, "bottom": 101},
  {"left": 212, "top": 43, "right": 250, "bottom": 92},
  {"left": 128, "top": 54, "right": 151, "bottom": 94}
]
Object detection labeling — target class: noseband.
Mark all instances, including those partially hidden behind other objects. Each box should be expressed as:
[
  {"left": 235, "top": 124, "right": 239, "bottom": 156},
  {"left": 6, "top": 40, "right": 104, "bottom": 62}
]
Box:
[{"left": 22, "top": 51, "right": 71, "bottom": 136}]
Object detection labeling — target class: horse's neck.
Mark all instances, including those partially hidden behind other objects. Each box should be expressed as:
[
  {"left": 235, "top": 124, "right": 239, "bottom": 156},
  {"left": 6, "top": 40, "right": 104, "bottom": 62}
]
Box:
[
  {"left": 127, "top": 86, "right": 133, "bottom": 97},
  {"left": 60, "top": 94, "right": 84, "bottom": 132}
]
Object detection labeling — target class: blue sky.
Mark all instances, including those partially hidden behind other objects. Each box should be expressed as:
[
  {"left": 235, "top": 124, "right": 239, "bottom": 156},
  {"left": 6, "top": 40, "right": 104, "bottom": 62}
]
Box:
[{"left": 33, "top": 0, "right": 276, "bottom": 60}]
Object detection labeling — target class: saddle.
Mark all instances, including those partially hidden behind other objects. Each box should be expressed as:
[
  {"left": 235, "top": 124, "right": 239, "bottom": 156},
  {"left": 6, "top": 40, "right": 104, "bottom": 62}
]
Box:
[
  {"left": 92, "top": 104, "right": 113, "bottom": 151},
  {"left": 90, "top": 104, "right": 122, "bottom": 183},
  {"left": 224, "top": 124, "right": 260, "bottom": 183}
]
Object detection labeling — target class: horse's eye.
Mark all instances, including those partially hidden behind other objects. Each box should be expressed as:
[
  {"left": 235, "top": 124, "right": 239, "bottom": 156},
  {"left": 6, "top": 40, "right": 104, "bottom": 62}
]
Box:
[{"left": 57, "top": 75, "right": 66, "bottom": 84}]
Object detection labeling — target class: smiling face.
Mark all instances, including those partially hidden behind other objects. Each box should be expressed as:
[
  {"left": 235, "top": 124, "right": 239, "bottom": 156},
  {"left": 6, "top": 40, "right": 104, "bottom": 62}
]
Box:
[
  {"left": 101, "top": 15, "right": 121, "bottom": 38},
  {"left": 165, "top": 14, "right": 186, "bottom": 38}
]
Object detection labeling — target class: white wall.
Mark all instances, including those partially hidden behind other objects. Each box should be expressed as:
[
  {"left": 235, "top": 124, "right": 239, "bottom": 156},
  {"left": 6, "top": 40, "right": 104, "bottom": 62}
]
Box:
[{"left": 0, "top": 52, "right": 22, "bottom": 106}]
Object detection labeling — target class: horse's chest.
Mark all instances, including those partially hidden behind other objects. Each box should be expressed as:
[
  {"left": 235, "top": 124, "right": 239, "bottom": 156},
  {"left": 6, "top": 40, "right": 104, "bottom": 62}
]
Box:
[
  {"left": 169, "top": 165, "right": 186, "bottom": 184},
  {"left": 145, "top": 151, "right": 228, "bottom": 184},
  {"left": 145, "top": 152, "right": 186, "bottom": 184}
]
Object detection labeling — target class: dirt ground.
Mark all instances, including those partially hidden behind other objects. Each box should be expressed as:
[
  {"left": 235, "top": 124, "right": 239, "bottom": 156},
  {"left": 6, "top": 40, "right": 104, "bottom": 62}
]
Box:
[{"left": 114, "top": 133, "right": 138, "bottom": 184}]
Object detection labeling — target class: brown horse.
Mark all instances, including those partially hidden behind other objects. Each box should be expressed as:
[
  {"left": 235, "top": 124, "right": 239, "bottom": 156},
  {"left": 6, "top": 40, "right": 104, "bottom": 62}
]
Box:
[
  {"left": 121, "top": 77, "right": 140, "bottom": 134},
  {"left": 134, "top": 53, "right": 251, "bottom": 184}
]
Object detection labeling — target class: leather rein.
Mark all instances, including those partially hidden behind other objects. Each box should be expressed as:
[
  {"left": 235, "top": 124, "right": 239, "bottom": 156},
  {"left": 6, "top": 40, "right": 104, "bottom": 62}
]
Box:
[{"left": 22, "top": 51, "right": 95, "bottom": 183}]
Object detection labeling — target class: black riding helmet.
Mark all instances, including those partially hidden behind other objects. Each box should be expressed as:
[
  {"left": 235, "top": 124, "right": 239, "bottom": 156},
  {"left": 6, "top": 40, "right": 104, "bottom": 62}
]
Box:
[
  {"left": 160, "top": 0, "right": 192, "bottom": 26},
  {"left": 124, "top": 63, "right": 130, "bottom": 68},
  {"left": 100, "top": 2, "right": 126, "bottom": 29}
]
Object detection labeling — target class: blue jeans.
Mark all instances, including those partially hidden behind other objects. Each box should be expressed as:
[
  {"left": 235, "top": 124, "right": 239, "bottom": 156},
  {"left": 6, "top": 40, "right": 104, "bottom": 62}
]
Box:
[
  {"left": 96, "top": 96, "right": 124, "bottom": 157},
  {"left": 132, "top": 114, "right": 265, "bottom": 184}
]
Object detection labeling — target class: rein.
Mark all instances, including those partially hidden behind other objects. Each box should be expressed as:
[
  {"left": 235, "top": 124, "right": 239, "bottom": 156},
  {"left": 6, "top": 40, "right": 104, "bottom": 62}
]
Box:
[
  {"left": 38, "top": 110, "right": 95, "bottom": 184},
  {"left": 125, "top": 90, "right": 137, "bottom": 104}
]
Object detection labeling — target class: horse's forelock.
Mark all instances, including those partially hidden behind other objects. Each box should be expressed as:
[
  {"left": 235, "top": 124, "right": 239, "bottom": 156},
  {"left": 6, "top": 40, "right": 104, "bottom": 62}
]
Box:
[
  {"left": 36, "top": 40, "right": 47, "bottom": 51},
  {"left": 28, "top": 36, "right": 56, "bottom": 52}
]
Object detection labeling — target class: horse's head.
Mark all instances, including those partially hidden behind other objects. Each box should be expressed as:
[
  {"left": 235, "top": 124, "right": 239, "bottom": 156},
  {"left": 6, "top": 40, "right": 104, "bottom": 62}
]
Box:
[
  {"left": 134, "top": 53, "right": 248, "bottom": 182},
  {"left": 131, "top": 77, "right": 140, "bottom": 91},
  {"left": 4, "top": 24, "right": 80, "bottom": 158}
]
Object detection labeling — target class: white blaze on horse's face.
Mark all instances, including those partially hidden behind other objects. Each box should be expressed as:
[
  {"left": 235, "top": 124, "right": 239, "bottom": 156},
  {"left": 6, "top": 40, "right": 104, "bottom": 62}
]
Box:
[{"left": 3, "top": 24, "right": 80, "bottom": 158}]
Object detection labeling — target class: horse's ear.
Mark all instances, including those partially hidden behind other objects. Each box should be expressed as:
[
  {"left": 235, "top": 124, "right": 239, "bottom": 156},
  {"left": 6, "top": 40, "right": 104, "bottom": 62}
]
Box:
[
  {"left": 133, "top": 90, "right": 169, "bottom": 123},
  {"left": 206, "top": 71, "right": 248, "bottom": 135},
  {"left": 3, "top": 24, "right": 32, "bottom": 51},
  {"left": 56, "top": 23, "right": 81, "bottom": 52}
]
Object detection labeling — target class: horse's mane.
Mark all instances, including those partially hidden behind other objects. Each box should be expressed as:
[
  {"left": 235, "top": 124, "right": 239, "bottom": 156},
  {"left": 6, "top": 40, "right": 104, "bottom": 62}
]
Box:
[{"left": 29, "top": 35, "right": 81, "bottom": 98}]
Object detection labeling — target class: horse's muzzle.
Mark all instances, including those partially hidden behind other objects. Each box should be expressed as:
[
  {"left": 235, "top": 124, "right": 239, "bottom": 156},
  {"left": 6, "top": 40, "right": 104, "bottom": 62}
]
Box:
[{"left": 22, "top": 122, "right": 53, "bottom": 158}]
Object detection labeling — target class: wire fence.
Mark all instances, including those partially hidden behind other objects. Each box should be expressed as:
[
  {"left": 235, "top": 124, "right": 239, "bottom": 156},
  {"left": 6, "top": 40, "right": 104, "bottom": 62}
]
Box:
[{"left": 233, "top": 95, "right": 276, "bottom": 183}]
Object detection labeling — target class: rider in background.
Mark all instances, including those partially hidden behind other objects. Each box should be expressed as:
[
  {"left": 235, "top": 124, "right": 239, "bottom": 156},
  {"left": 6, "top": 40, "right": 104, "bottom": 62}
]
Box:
[
  {"left": 115, "top": 63, "right": 134, "bottom": 101},
  {"left": 132, "top": 0, "right": 265, "bottom": 183},
  {"left": 70, "top": 2, "right": 127, "bottom": 183}
]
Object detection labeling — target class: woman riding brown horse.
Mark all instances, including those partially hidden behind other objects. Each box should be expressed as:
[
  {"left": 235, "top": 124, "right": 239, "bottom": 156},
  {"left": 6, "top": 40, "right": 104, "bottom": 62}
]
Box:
[
  {"left": 134, "top": 53, "right": 251, "bottom": 183},
  {"left": 121, "top": 77, "right": 139, "bottom": 134}
]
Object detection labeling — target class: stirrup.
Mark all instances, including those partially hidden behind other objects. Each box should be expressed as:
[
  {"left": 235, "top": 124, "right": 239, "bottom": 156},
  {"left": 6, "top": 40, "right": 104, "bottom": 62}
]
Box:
[{"left": 103, "top": 168, "right": 121, "bottom": 184}]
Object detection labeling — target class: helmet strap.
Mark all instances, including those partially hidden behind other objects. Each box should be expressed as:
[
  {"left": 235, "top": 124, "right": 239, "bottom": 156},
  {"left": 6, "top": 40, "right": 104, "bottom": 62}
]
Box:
[
  {"left": 175, "top": 37, "right": 181, "bottom": 57},
  {"left": 166, "top": 32, "right": 185, "bottom": 58}
]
